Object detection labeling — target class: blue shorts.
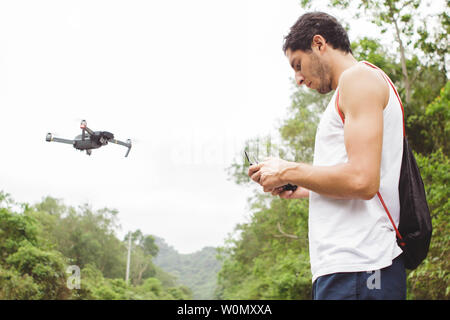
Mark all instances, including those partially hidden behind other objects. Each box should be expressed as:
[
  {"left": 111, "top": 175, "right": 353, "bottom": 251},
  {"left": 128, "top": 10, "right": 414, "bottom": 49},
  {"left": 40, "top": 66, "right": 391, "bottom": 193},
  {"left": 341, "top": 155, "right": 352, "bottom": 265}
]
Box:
[{"left": 312, "top": 254, "right": 406, "bottom": 300}]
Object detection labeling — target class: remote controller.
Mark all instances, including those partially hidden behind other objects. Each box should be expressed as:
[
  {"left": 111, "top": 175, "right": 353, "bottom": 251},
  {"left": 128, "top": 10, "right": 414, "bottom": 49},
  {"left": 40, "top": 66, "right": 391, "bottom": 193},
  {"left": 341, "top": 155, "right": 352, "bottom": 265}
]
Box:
[{"left": 245, "top": 151, "right": 298, "bottom": 192}]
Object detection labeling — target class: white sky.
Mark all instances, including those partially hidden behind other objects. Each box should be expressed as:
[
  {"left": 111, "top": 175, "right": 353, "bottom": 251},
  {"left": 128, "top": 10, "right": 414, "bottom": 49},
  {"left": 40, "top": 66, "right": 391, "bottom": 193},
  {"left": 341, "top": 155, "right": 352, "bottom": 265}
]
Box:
[{"left": 0, "top": 0, "right": 444, "bottom": 254}]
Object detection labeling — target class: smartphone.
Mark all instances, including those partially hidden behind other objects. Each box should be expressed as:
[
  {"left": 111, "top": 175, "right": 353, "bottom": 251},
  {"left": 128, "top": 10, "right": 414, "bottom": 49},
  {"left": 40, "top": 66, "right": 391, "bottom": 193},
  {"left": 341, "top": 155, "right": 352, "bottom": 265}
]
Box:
[{"left": 245, "top": 151, "right": 298, "bottom": 192}]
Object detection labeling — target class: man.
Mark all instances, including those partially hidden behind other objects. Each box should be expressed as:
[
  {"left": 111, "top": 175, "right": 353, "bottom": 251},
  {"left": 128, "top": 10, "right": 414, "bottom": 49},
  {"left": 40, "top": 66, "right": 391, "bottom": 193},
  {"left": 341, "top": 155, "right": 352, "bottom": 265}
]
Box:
[{"left": 248, "top": 12, "right": 406, "bottom": 300}]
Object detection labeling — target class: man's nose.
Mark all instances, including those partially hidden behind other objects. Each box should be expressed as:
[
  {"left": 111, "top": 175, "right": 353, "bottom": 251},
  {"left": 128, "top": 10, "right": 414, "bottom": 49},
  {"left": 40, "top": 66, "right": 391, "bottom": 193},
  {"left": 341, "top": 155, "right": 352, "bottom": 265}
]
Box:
[{"left": 295, "top": 73, "right": 305, "bottom": 86}]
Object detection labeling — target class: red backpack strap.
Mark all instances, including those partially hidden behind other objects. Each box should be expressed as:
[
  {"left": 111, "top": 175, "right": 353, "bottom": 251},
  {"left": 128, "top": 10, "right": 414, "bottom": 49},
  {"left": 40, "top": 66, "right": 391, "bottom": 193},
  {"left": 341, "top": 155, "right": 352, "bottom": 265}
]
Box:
[
  {"left": 335, "top": 63, "right": 405, "bottom": 246},
  {"left": 377, "top": 191, "right": 405, "bottom": 246},
  {"left": 335, "top": 90, "right": 345, "bottom": 123}
]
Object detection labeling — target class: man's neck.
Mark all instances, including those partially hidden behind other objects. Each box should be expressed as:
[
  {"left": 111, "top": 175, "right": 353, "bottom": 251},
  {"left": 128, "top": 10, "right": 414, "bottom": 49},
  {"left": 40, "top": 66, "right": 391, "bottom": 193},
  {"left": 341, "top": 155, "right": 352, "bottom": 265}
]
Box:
[{"left": 329, "top": 52, "right": 358, "bottom": 90}]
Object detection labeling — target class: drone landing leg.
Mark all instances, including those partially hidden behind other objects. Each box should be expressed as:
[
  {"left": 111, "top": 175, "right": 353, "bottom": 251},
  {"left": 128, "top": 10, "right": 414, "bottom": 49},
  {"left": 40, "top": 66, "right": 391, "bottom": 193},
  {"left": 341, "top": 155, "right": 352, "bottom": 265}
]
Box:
[{"left": 86, "top": 150, "right": 92, "bottom": 156}]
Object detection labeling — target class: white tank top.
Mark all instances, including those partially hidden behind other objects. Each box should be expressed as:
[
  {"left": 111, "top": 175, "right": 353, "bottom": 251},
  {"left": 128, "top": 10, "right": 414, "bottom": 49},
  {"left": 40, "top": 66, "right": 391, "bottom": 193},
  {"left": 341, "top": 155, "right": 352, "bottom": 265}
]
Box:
[{"left": 309, "top": 61, "right": 404, "bottom": 283}]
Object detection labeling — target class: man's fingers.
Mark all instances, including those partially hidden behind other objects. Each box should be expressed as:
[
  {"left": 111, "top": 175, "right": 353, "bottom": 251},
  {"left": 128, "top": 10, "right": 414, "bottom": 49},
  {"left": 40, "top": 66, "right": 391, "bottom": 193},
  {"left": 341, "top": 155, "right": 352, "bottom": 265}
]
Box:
[
  {"left": 250, "top": 170, "right": 262, "bottom": 183},
  {"left": 271, "top": 186, "right": 294, "bottom": 198},
  {"left": 248, "top": 164, "right": 261, "bottom": 177},
  {"left": 279, "top": 190, "right": 293, "bottom": 199},
  {"left": 271, "top": 187, "right": 285, "bottom": 196}
]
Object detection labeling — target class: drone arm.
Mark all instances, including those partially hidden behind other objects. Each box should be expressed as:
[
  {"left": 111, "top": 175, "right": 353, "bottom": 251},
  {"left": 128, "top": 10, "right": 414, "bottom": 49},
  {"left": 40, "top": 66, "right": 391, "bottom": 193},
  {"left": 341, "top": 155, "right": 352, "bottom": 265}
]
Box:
[
  {"left": 46, "top": 133, "right": 74, "bottom": 145},
  {"left": 109, "top": 139, "right": 128, "bottom": 147},
  {"left": 83, "top": 126, "right": 95, "bottom": 136},
  {"left": 53, "top": 137, "right": 75, "bottom": 144},
  {"left": 108, "top": 138, "right": 132, "bottom": 157},
  {"left": 80, "top": 121, "right": 95, "bottom": 136}
]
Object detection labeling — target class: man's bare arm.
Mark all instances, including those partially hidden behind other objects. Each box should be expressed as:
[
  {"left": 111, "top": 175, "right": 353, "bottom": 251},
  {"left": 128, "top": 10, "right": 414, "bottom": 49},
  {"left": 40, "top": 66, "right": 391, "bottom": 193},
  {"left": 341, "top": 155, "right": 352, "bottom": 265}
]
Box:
[{"left": 252, "top": 66, "right": 389, "bottom": 200}]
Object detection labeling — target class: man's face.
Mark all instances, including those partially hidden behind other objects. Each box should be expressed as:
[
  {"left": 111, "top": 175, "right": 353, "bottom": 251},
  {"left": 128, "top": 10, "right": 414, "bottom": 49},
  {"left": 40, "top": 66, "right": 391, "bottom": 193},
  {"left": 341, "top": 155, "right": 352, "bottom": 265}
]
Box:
[{"left": 286, "top": 48, "right": 332, "bottom": 94}]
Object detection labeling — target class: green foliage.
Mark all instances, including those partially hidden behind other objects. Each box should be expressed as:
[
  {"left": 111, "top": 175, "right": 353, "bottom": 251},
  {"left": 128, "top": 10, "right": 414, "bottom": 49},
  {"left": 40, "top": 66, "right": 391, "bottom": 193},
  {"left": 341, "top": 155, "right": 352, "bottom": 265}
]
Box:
[
  {"left": 416, "top": 8, "right": 449, "bottom": 77},
  {"left": 55, "top": 205, "right": 126, "bottom": 278},
  {"left": 0, "top": 265, "right": 41, "bottom": 300},
  {"left": 415, "top": 82, "right": 450, "bottom": 155},
  {"left": 351, "top": 37, "right": 403, "bottom": 83},
  {"left": 404, "top": 67, "right": 448, "bottom": 155},
  {"left": 72, "top": 263, "right": 189, "bottom": 300},
  {"left": 217, "top": 197, "right": 311, "bottom": 300},
  {"left": 124, "top": 232, "right": 160, "bottom": 286},
  {"left": 31, "top": 200, "right": 131, "bottom": 279},
  {"left": 280, "top": 86, "right": 331, "bottom": 163},
  {"left": 0, "top": 194, "right": 71, "bottom": 299},
  {"left": 406, "top": 149, "right": 450, "bottom": 299},
  {"left": 0, "top": 192, "right": 192, "bottom": 300},
  {"left": 6, "top": 243, "right": 69, "bottom": 299},
  {"left": 153, "top": 237, "right": 221, "bottom": 300}
]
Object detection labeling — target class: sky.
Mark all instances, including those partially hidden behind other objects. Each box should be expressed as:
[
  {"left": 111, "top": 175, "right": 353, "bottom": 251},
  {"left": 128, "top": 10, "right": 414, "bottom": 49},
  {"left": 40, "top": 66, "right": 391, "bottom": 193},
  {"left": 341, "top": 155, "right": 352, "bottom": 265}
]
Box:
[{"left": 0, "top": 0, "right": 444, "bottom": 254}]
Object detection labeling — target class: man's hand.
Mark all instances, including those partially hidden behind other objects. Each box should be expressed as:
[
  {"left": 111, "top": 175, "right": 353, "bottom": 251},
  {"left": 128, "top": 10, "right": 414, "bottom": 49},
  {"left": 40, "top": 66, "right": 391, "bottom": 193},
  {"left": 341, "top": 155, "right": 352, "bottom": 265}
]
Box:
[{"left": 248, "top": 157, "right": 294, "bottom": 192}]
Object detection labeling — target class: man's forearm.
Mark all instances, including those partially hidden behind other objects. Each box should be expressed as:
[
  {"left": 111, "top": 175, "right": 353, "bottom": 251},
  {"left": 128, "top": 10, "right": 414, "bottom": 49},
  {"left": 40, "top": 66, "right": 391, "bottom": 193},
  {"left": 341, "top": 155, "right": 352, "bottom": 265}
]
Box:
[{"left": 280, "top": 161, "right": 379, "bottom": 200}]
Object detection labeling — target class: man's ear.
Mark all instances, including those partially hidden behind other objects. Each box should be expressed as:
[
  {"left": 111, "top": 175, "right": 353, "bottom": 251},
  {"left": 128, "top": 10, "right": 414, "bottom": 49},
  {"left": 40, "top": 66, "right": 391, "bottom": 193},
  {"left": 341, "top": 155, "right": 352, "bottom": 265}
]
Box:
[{"left": 311, "top": 35, "right": 327, "bottom": 53}]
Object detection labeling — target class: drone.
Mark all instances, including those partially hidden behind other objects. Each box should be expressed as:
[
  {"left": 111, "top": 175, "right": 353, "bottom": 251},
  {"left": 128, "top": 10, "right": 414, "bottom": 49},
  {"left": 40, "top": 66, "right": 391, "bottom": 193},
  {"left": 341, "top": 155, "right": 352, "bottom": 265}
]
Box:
[{"left": 46, "top": 120, "right": 132, "bottom": 157}]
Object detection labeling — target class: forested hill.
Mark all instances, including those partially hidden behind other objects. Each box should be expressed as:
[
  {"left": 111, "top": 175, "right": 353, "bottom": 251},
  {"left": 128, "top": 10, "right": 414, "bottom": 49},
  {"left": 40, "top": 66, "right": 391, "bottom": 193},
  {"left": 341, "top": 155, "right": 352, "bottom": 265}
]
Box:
[
  {"left": 153, "top": 237, "right": 221, "bottom": 300},
  {"left": 0, "top": 193, "right": 192, "bottom": 300}
]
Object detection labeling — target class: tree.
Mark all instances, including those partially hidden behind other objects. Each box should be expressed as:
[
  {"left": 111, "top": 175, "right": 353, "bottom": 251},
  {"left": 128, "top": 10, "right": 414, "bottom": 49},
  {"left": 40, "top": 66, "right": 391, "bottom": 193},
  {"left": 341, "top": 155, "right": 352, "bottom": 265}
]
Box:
[
  {"left": 32, "top": 201, "right": 127, "bottom": 279},
  {"left": 408, "top": 148, "right": 449, "bottom": 299},
  {"left": 216, "top": 196, "right": 311, "bottom": 299},
  {"left": 1, "top": 192, "right": 193, "bottom": 300},
  {"left": 0, "top": 192, "right": 70, "bottom": 299},
  {"left": 125, "top": 230, "right": 159, "bottom": 285},
  {"left": 416, "top": 82, "right": 450, "bottom": 155},
  {"left": 416, "top": 8, "right": 449, "bottom": 80}
]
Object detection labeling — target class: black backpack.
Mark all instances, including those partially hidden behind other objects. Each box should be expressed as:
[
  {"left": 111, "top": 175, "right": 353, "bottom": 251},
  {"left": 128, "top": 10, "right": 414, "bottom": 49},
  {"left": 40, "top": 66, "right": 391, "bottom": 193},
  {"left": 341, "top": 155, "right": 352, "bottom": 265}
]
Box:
[
  {"left": 342, "top": 61, "right": 433, "bottom": 270},
  {"left": 376, "top": 136, "right": 433, "bottom": 270},
  {"left": 396, "top": 137, "right": 433, "bottom": 269}
]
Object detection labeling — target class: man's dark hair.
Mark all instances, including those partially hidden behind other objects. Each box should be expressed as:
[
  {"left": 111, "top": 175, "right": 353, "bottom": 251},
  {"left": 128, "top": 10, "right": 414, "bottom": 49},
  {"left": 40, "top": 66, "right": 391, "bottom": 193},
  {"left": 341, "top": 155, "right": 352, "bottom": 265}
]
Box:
[{"left": 282, "top": 12, "right": 352, "bottom": 54}]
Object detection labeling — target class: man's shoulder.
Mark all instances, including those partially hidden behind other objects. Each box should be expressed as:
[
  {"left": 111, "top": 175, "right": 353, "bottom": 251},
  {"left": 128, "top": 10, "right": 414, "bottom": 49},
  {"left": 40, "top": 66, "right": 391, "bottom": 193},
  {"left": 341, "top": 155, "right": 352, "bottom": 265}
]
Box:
[
  {"left": 339, "top": 63, "right": 385, "bottom": 89},
  {"left": 338, "top": 63, "right": 389, "bottom": 110}
]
